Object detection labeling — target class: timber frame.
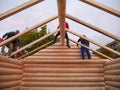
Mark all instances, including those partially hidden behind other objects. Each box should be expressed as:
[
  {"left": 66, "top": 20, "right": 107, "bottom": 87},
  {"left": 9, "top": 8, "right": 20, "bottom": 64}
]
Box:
[{"left": 0, "top": 0, "right": 120, "bottom": 60}]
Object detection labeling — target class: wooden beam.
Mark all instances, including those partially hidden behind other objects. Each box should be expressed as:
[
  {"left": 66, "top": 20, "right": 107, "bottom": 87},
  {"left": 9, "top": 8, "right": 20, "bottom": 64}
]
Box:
[
  {"left": 0, "top": 0, "right": 44, "bottom": 20},
  {"left": 17, "top": 41, "right": 53, "bottom": 60},
  {"left": 66, "top": 14, "right": 120, "bottom": 42},
  {"left": 80, "top": 0, "right": 120, "bottom": 17},
  {"left": 66, "top": 29, "right": 120, "bottom": 56},
  {"left": 57, "top": 0, "right": 66, "bottom": 45},
  {"left": 10, "top": 30, "right": 59, "bottom": 57},
  {"left": 0, "top": 15, "right": 58, "bottom": 46},
  {"left": 69, "top": 38, "right": 113, "bottom": 60}
]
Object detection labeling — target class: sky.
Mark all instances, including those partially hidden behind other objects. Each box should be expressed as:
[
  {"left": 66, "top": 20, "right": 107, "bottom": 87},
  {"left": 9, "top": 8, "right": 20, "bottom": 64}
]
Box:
[{"left": 0, "top": 0, "right": 120, "bottom": 50}]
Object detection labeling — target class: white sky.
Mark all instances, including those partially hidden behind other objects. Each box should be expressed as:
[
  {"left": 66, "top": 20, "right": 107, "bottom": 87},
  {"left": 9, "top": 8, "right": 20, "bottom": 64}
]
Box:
[{"left": 0, "top": 0, "right": 120, "bottom": 50}]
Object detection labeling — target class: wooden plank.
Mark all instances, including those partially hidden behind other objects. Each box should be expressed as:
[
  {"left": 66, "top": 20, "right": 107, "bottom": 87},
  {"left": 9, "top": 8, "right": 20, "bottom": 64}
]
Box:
[
  {"left": 104, "top": 75, "right": 120, "bottom": 81},
  {"left": 0, "top": 55, "right": 22, "bottom": 65},
  {"left": 105, "top": 85, "right": 120, "bottom": 90},
  {"left": 105, "top": 81, "right": 120, "bottom": 88},
  {"left": 2, "top": 86, "right": 21, "bottom": 90},
  {"left": 21, "top": 87, "right": 105, "bottom": 90},
  {"left": 22, "top": 59, "right": 106, "bottom": 64},
  {"left": 0, "top": 62, "right": 22, "bottom": 69},
  {"left": 105, "top": 59, "right": 120, "bottom": 65},
  {"left": 80, "top": 0, "right": 120, "bottom": 17},
  {"left": 104, "top": 69, "right": 120, "bottom": 75},
  {"left": 0, "top": 75, "right": 22, "bottom": 82},
  {"left": 0, "top": 15, "right": 58, "bottom": 47},
  {"left": 0, "top": 0, "right": 44, "bottom": 20},
  {"left": 23, "top": 68, "right": 104, "bottom": 73},
  {"left": 23, "top": 72, "right": 103, "bottom": 77},
  {"left": 18, "top": 41, "right": 52, "bottom": 59},
  {"left": 66, "top": 29, "right": 120, "bottom": 56},
  {"left": 104, "top": 63, "right": 120, "bottom": 70},
  {"left": 10, "top": 30, "right": 59, "bottom": 57},
  {"left": 0, "top": 67, "right": 22, "bottom": 75},
  {"left": 70, "top": 38, "right": 113, "bottom": 60},
  {"left": 0, "top": 80, "right": 21, "bottom": 89},
  {"left": 23, "top": 63, "right": 103, "bottom": 68},
  {"left": 57, "top": 0, "right": 66, "bottom": 45},
  {"left": 66, "top": 14, "right": 120, "bottom": 42},
  {"left": 22, "top": 81, "right": 105, "bottom": 87}
]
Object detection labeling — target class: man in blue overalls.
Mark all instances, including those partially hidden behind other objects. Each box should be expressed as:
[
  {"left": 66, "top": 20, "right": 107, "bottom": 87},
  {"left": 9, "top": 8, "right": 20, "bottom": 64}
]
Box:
[{"left": 77, "top": 35, "right": 91, "bottom": 60}]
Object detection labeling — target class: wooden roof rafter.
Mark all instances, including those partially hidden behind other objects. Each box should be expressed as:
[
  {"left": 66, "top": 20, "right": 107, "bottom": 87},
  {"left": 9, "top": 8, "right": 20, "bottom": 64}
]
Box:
[
  {"left": 0, "top": 0, "right": 44, "bottom": 20},
  {"left": 80, "top": 0, "right": 120, "bottom": 18},
  {"left": 0, "top": 15, "right": 58, "bottom": 47},
  {"left": 66, "top": 14, "right": 120, "bottom": 42}
]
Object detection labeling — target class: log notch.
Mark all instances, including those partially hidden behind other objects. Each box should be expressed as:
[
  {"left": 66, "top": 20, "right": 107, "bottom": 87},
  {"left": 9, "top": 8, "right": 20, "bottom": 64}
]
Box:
[
  {"left": 104, "top": 58, "right": 120, "bottom": 89},
  {"left": 57, "top": 0, "right": 66, "bottom": 45},
  {"left": 0, "top": 55, "right": 22, "bottom": 89}
]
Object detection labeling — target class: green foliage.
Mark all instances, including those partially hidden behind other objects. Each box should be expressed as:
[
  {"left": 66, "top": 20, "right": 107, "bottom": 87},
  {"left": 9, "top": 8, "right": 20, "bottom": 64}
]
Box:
[
  {"left": 20, "top": 25, "right": 54, "bottom": 53},
  {"left": 95, "top": 44, "right": 120, "bottom": 59}
]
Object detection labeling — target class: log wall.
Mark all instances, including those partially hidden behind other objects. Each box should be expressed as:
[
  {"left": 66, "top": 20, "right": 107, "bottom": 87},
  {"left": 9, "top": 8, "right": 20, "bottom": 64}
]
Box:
[
  {"left": 104, "top": 58, "right": 120, "bottom": 90},
  {"left": 0, "top": 55, "right": 23, "bottom": 90}
]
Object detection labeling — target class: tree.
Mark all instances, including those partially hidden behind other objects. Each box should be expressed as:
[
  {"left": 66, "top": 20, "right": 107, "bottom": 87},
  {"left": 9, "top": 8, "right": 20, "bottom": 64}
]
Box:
[{"left": 20, "top": 25, "right": 54, "bottom": 53}]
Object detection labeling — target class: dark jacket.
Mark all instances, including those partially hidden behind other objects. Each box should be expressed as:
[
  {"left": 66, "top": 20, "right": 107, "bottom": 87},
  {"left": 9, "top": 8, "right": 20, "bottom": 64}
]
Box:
[
  {"left": 77, "top": 38, "right": 89, "bottom": 47},
  {"left": 2, "top": 31, "right": 21, "bottom": 47}
]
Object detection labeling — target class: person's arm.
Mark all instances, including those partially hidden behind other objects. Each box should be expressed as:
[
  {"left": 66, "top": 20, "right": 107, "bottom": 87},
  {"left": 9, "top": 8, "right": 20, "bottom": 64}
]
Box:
[{"left": 77, "top": 38, "right": 81, "bottom": 47}]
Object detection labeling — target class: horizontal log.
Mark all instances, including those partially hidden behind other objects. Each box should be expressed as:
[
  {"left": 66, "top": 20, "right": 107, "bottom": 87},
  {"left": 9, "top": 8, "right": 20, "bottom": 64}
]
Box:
[
  {"left": 22, "top": 59, "right": 106, "bottom": 64},
  {"left": 104, "top": 75, "right": 120, "bottom": 81},
  {"left": 0, "top": 61, "right": 22, "bottom": 69},
  {"left": 104, "top": 63, "right": 120, "bottom": 70},
  {"left": 33, "top": 52, "right": 98, "bottom": 57},
  {"left": 104, "top": 69, "right": 120, "bottom": 75},
  {"left": 23, "top": 64, "right": 103, "bottom": 68},
  {"left": 23, "top": 72, "right": 103, "bottom": 77},
  {"left": 21, "top": 87, "right": 105, "bottom": 90},
  {"left": 0, "top": 55, "right": 22, "bottom": 65},
  {"left": 0, "top": 80, "right": 21, "bottom": 89},
  {"left": 2, "top": 86, "right": 21, "bottom": 90},
  {"left": 26, "top": 57, "right": 100, "bottom": 60},
  {"left": 0, "top": 75, "right": 22, "bottom": 82},
  {"left": 0, "top": 67, "right": 22, "bottom": 75},
  {"left": 105, "top": 81, "right": 120, "bottom": 88},
  {"left": 22, "top": 81, "right": 105, "bottom": 87},
  {"left": 23, "top": 68, "right": 104, "bottom": 73},
  {"left": 105, "top": 85, "right": 120, "bottom": 90},
  {"left": 22, "top": 77, "right": 104, "bottom": 82},
  {"left": 105, "top": 59, "right": 120, "bottom": 65}
]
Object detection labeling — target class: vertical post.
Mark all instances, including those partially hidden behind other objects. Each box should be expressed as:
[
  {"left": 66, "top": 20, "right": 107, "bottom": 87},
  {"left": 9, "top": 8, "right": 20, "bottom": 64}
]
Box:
[{"left": 57, "top": 0, "right": 66, "bottom": 45}]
